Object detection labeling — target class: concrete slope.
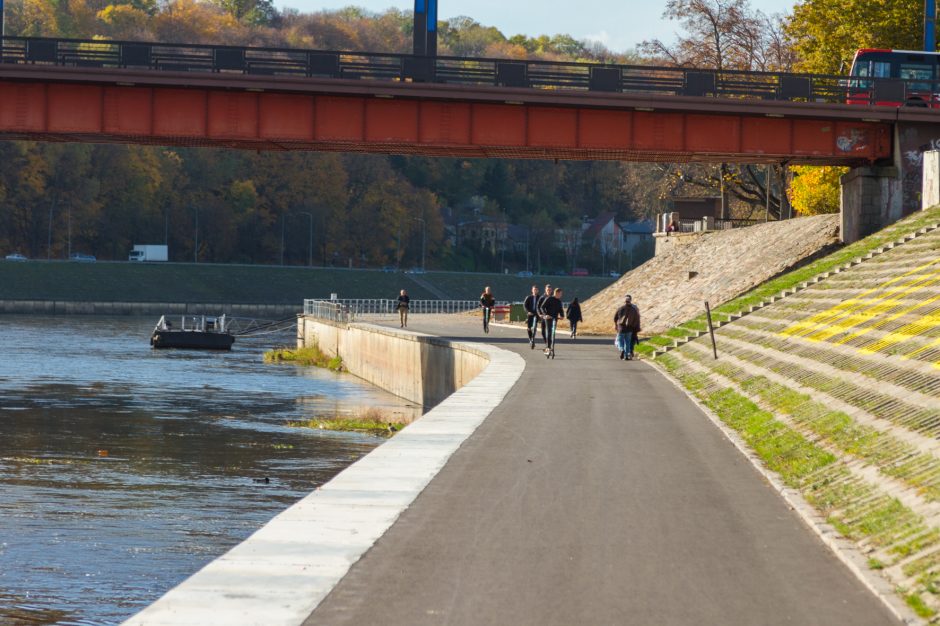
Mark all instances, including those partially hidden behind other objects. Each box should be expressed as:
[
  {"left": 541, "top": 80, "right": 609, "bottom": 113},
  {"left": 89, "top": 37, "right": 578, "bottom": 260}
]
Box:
[
  {"left": 663, "top": 218, "right": 940, "bottom": 616},
  {"left": 580, "top": 215, "right": 839, "bottom": 336},
  {"left": 306, "top": 317, "right": 897, "bottom": 626}
]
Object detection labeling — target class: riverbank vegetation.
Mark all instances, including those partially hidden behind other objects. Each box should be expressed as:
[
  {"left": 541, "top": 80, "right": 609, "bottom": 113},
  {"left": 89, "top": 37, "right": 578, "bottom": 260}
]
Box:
[
  {"left": 287, "top": 408, "right": 407, "bottom": 436},
  {"left": 264, "top": 345, "right": 343, "bottom": 372}
]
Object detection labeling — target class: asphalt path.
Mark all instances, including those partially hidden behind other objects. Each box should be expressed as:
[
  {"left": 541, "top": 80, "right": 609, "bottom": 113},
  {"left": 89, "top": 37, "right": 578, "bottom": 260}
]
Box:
[{"left": 305, "top": 317, "right": 898, "bottom": 626}]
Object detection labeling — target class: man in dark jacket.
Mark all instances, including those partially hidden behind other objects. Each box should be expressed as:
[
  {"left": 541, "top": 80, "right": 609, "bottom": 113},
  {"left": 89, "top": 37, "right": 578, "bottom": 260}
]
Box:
[
  {"left": 613, "top": 294, "right": 641, "bottom": 360},
  {"left": 536, "top": 283, "right": 552, "bottom": 345},
  {"left": 539, "top": 287, "right": 565, "bottom": 355},
  {"left": 626, "top": 295, "right": 641, "bottom": 359},
  {"left": 523, "top": 285, "right": 540, "bottom": 347}
]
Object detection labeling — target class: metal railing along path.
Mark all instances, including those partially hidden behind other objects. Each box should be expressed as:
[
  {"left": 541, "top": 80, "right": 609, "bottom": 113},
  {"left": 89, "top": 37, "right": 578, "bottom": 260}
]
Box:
[
  {"left": 2, "top": 36, "right": 938, "bottom": 109},
  {"left": 303, "top": 298, "right": 509, "bottom": 320}
]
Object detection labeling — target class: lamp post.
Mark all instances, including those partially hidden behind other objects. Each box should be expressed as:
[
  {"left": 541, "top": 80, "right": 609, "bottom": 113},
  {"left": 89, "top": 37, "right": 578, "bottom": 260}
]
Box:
[
  {"left": 297, "top": 211, "right": 314, "bottom": 267},
  {"left": 193, "top": 207, "right": 199, "bottom": 263},
  {"left": 412, "top": 216, "right": 426, "bottom": 271},
  {"left": 280, "top": 214, "right": 285, "bottom": 265}
]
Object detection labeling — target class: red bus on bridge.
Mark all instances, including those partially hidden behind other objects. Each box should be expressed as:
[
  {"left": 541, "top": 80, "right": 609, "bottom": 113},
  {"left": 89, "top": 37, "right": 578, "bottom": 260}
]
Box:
[{"left": 848, "top": 48, "right": 939, "bottom": 107}]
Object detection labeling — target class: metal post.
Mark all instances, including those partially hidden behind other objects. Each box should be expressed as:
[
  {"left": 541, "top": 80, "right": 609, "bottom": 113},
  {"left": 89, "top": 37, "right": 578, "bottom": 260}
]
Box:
[
  {"left": 413, "top": 0, "right": 427, "bottom": 56},
  {"left": 704, "top": 301, "right": 719, "bottom": 359},
  {"left": 280, "top": 214, "right": 285, "bottom": 265},
  {"left": 413, "top": 216, "right": 426, "bottom": 271},
  {"left": 765, "top": 163, "right": 772, "bottom": 222},
  {"left": 193, "top": 207, "right": 198, "bottom": 263},
  {"left": 298, "top": 211, "right": 314, "bottom": 267},
  {"left": 427, "top": 0, "right": 438, "bottom": 58},
  {"left": 928, "top": 0, "right": 937, "bottom": 51}
]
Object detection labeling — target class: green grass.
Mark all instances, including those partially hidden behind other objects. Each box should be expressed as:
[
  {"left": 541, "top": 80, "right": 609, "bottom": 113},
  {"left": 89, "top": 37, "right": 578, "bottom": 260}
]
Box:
[
  {"left": 286, "top": 407, "right": 408, "bottom": 436},
  {"left": 646, "top": 206, "right": 940, "bottom": 353},
  {"left": 0, "top": 260, "right": 614, "bottom": 305},
  {"left": 287, "top": 417, "right": 405, "bottom": 435},
  {"left": 264, "top": 344, "right": 343, "bottom": 371}
]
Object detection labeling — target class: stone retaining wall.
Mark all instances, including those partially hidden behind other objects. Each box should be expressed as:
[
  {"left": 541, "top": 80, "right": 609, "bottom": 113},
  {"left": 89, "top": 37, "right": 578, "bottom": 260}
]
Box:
[
  {"left": 580, "top": 214, "right": 841, "bottom": 335},
  {"left": 298, "top": 316, "right": 489, "bottom": 407}
]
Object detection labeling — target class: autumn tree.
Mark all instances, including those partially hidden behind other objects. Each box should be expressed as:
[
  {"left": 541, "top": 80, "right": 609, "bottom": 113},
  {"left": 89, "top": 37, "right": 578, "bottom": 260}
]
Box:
[{"left": 785, "top": 0, "right": 923, "bottom": 74}]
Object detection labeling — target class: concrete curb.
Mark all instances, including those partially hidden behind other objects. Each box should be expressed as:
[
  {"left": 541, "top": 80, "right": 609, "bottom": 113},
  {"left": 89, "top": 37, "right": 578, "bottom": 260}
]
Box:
[
  {"left": 647, "top": 360, "right": 922, "bottom": 626},
  {"left": 123, "top": 332, "right": 526, "bottom": 626}
]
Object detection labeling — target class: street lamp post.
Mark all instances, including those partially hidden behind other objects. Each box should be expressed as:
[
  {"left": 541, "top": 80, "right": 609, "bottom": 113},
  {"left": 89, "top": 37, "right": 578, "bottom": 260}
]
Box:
[
  {"left": 193, "top": 207, "right": 199, "bottom": 263},
  {"left": 297, "top": 211, "right": 314, "bottom": 267},
  {"left": 280, "top": 214, "right": 285, "bottom": 266},
  {"left": 412, "top": 217, "right": 426, "bottom": 271}
]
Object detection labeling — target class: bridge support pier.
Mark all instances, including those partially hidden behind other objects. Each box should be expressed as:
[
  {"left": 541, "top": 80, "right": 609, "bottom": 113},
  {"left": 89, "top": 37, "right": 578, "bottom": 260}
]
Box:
[
  {"left": 839, "top": 122, "right": 940, "bottom": 243},
  {"left": 840, "top": 166, "right": 901, "bottom": 244}
]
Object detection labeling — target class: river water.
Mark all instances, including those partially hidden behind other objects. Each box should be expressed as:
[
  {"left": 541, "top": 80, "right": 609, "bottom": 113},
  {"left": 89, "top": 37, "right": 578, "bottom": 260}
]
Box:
[{"left": 0, "top": 315, "right": 420, "bottom": 625}]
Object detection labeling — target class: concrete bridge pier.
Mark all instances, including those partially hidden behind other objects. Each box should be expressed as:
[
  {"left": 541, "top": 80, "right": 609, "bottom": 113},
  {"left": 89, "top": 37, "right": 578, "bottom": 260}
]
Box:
[
  {"left": 841, "top": 122, "right": 940, "bottom": 243},
  {"left": 840, "top": 165, "right": 902, "bottom": 244}
]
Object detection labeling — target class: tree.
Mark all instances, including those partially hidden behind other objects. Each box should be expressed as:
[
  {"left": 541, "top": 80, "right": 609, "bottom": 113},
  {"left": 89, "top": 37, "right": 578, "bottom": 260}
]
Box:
[
  {"left": 788, "top": 166, "right": 847, "bottom": 215},
  {"left": 212, "top": 0, "right": 275, "bottom": 26},
  {"left": 639, "top": 0, "right": 780, "bottom": 71},
  {"left": 784, "top": 0, "right": 922, "bottom": 74}
]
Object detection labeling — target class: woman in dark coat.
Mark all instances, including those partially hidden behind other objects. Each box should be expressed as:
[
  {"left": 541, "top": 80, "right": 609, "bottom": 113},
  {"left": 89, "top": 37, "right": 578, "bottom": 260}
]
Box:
[{"left": 566, "top": 297, "right": 583, "bottom": 338}]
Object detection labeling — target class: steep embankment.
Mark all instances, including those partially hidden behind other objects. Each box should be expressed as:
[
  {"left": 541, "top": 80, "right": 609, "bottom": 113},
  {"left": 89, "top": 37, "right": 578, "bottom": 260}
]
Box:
[
  {"left": 657, "top": 206, "right": 940, "bottom": 620},
  {"left": 579, "top": 215, "right": 840, "bottom": 335}
]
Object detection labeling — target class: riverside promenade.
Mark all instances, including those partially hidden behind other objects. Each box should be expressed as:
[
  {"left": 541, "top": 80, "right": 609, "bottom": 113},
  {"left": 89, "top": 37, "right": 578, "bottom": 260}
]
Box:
[{"left": 304, "top": 316, "right": 900, "bottom": 626}]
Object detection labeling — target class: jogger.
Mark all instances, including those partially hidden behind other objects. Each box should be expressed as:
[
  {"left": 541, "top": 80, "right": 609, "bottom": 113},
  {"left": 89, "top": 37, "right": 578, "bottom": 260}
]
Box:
[{"left": 480, "top": 286, "right": 496, "bottom": 334}]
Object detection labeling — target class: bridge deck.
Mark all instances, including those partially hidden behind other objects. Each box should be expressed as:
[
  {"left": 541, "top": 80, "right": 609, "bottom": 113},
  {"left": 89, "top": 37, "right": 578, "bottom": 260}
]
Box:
[{"left": 305, "top": 316, "right": 898, "bottom": 626}]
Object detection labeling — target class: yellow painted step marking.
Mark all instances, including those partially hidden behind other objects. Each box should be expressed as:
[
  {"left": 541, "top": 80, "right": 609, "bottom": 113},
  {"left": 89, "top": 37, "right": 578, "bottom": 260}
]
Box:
[
  {"left": 833, "top": 292, "right": 940, "bottom": 346},
  {"left": 780, "top": 258, "right": 940, "bottom": 341}
]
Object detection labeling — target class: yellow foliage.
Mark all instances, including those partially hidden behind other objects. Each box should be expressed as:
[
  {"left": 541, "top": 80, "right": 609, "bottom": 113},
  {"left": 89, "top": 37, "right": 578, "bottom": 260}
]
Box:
[{"left": 788, "top": 166, "right": 848, "bottom": 216}]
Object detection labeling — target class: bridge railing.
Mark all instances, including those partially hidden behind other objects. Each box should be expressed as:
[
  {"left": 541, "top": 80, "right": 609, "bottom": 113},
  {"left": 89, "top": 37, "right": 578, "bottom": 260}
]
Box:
[
  {"left": 1, "top": 35, "right": 936, "bottom": 108},
  {"left": 303, "top": 298, "right": 509, "bottom": 319}
]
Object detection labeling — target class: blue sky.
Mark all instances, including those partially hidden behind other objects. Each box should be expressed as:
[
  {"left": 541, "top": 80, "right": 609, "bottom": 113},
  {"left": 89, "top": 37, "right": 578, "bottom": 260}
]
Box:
[{"left": 272, "top": 0, "right": 797, "bottom": 53}]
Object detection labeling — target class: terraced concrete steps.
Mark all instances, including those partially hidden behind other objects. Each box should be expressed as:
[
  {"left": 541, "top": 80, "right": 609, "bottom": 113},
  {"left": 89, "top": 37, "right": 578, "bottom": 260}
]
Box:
[{"left": 659, "top": 215, "right": 940, "bottom": 618}]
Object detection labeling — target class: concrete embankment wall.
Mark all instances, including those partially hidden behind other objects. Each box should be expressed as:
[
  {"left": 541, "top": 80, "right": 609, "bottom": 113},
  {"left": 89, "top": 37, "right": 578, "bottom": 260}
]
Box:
[
  {"left": 0, "top": 300, "right": 300, "bottom": 317},
  {"left": 298, "top": 316, "right": 488, "bottom": 407}
]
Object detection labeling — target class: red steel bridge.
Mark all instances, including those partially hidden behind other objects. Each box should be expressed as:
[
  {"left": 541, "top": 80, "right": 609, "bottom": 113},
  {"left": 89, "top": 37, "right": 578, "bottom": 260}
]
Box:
[{"left": 3, "top": 36, "right": 939, "bottom": 165}]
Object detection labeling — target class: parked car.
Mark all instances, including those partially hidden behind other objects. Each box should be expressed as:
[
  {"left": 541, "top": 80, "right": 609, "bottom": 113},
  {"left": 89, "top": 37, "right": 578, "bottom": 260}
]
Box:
[
  {"left": 609, "top": 271, "right": 621, "bottom": 278},
  {"left": 516, "top": 270, "right": 533, "bottom": 277},
  {"left": 571, "top": 267, "right": 589, "bottom": 276},
  {"left": 4, "top": 252, "right": 27, "bottom": 261},
  {"left": 405, "top": 267, "right": 426, "bottom": 274},
  {"left": 554, "top": 270, "right": 567, "bottom": 276},
  {"left": 69, "top": 253, "right": 96, "bottom": 263},
  {"left": 381, "top": 265, "right": 398, "bottom": 273}
]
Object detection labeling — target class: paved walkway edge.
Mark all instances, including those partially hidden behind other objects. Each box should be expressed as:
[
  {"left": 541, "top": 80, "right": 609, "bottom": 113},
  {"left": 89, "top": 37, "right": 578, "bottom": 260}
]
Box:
[
  {"left": 650, "top": 360, "right": 921, "bottom": 626},
  {"left": 123, "top": 334, "right": 525, "bottom": 626}
]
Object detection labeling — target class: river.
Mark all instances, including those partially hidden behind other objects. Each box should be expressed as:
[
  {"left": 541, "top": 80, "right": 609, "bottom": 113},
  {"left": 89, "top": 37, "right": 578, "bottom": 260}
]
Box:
[{"left": 0, "top": 315, "right": 420, "bottom": 625}]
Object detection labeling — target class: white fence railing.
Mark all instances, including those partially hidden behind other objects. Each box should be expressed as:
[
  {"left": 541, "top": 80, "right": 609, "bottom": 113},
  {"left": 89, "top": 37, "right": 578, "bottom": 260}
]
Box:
[
  {"left": 303, "top": 300, "right": 355, "bottom": 323},
  {"left": 303, "top": 298, "right": 510, "bottom": 320}
]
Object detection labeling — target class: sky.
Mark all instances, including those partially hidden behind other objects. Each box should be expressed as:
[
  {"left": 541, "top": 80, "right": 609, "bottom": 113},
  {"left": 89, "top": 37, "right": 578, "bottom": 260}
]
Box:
[{"left": 271, "top": 0, "right": 798, "bottom": 53}]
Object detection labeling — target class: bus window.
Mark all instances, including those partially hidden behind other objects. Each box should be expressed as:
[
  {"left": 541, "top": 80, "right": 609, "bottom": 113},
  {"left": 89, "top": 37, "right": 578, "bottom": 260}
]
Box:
[
  {"left": 873, "top": 61, "right": 892, "bottom": 78},
  {"left": 900, "top": 63, "right": 934, "bottom": 91}
]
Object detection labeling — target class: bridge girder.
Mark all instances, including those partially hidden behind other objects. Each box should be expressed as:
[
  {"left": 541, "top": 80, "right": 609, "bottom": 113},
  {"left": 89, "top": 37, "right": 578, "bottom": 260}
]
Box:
[{"left": 0, "top": 66, "right": 895, "bottom": 164}]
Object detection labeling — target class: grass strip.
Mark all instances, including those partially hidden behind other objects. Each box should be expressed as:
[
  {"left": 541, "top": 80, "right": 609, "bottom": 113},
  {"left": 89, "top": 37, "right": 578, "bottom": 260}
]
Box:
[{"left": 264, "top": 344, "right": 343, "bottom": 371}]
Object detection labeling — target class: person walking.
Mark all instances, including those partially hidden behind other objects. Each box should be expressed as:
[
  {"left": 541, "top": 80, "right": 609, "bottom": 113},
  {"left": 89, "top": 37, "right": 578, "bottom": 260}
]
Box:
[
  {"left": 523, "top": 285, "right": 540, "bottom": 349},
  {"left": 480, "top": 286, "right": 496, "bottom": 333},
  {"left": 396, "top": 289, "right": 410, "bottom": 328},
  {"left": 626, "top": 295, "right": 641, "bottom": 359},
  {"left": 539, "top": 287, "right": 565, "bottom": 357},
  {"left": 537, "top": 283, "right": 552, "bottom": 346},
  {"left": 614, "top": 294, "right": 640, "bottom": 361},
  {"left": 566, "top": 297, "right": 582, "bottom": 338}
]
